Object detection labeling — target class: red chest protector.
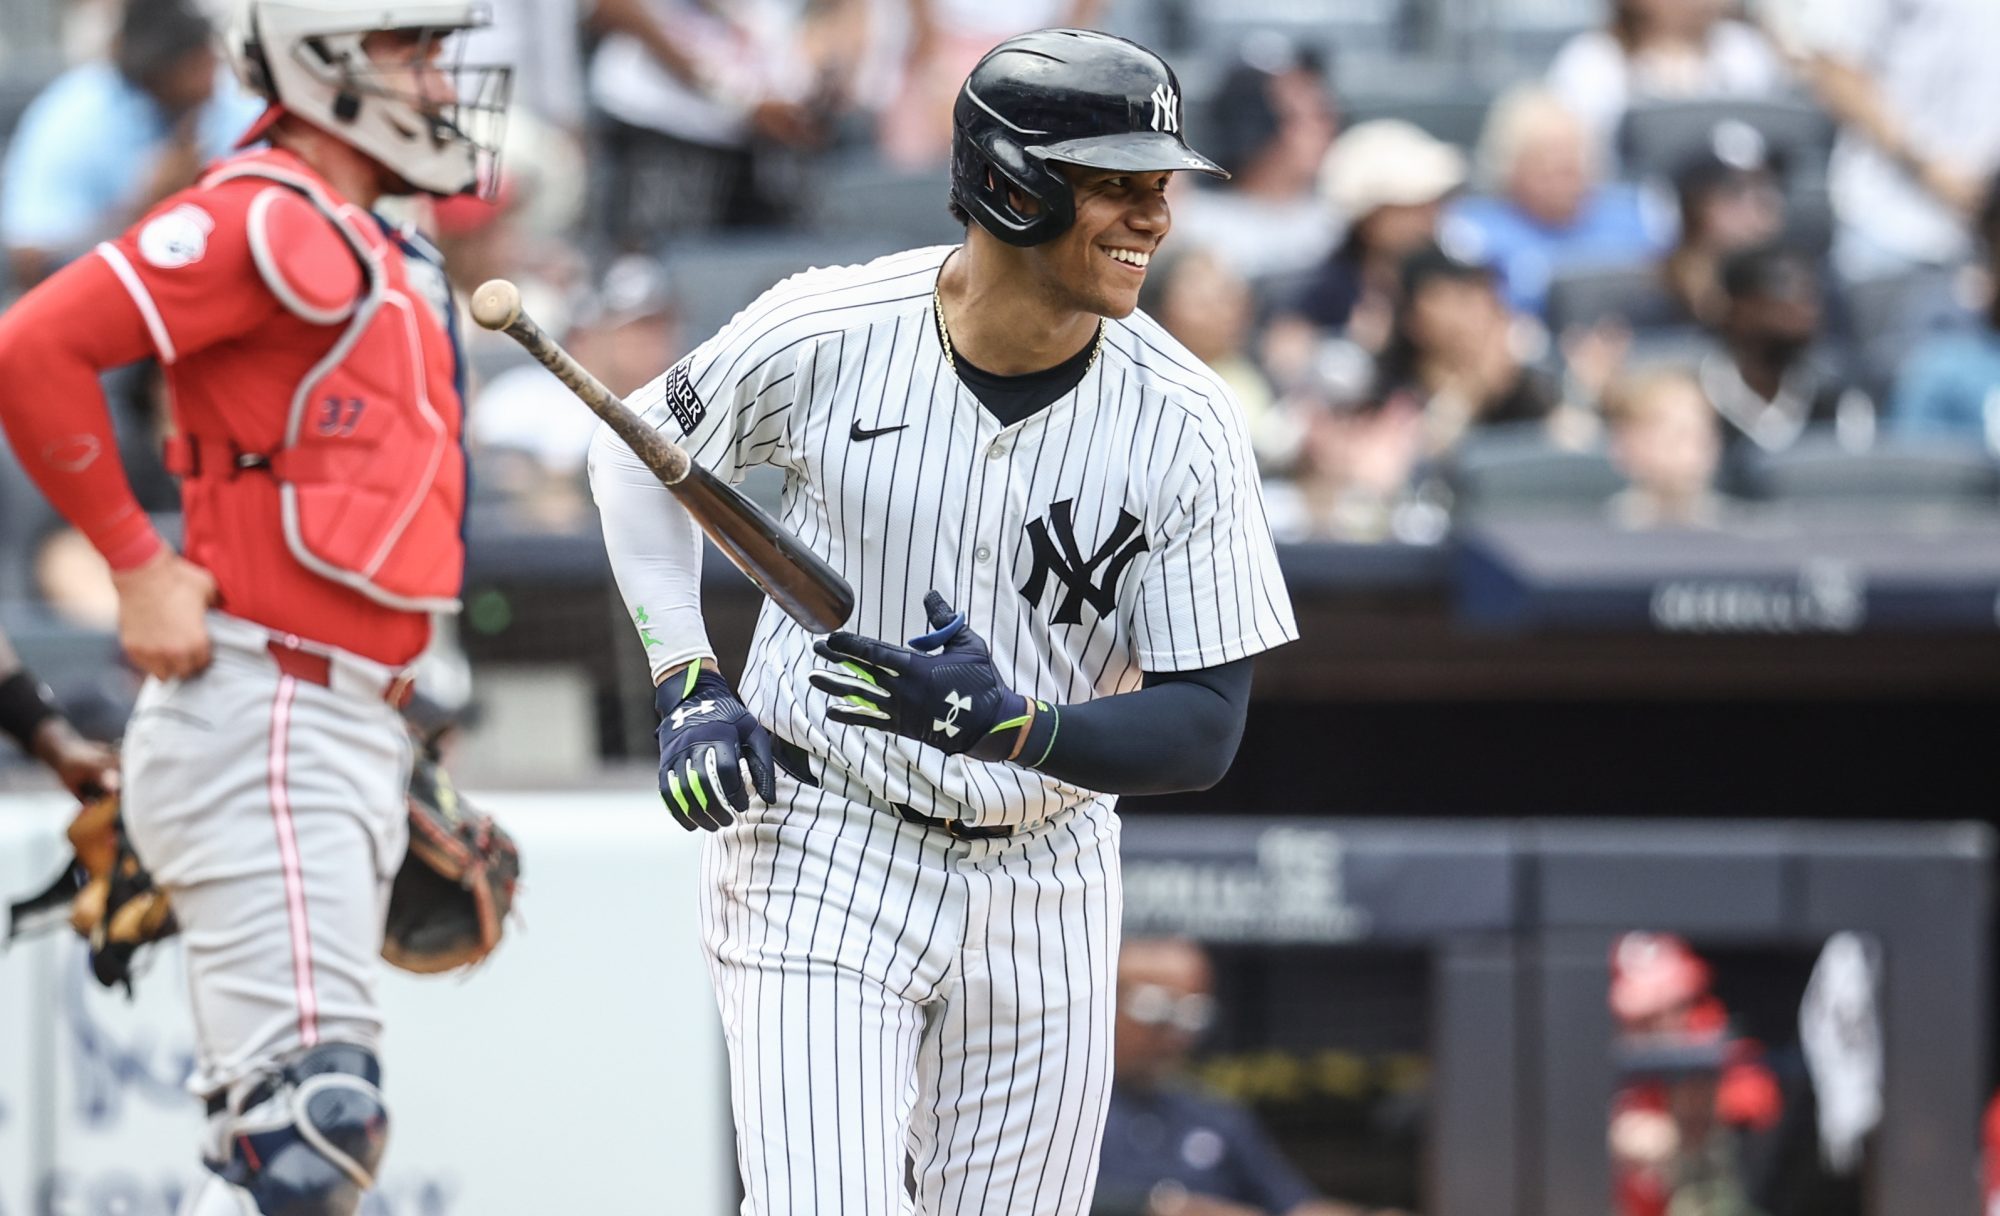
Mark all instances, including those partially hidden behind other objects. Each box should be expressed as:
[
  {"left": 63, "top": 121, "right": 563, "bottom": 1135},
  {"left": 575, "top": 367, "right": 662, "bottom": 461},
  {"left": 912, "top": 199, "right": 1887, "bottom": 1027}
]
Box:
[{"left": 179, "top": 150, "right": 465, "bottom": 612}]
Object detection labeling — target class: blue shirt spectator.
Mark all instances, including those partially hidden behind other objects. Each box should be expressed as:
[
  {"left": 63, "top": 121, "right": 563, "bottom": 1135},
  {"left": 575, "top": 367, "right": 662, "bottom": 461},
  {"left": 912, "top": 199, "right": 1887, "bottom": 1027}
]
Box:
[
  {"left": 2, "top": 0, "right": 260, "bottom": 286},
  {"left": 1449, "top": 183, "right": 1669, "bottom": 319},
  {"left": 1093, "top": 938, "right": 1398, "bottom": 1216},
  {"left": 1888, "top": 330, "right": 2000, "bottom": 449},
  {"left": 1887, "top": 174, "right": 2000, "bottom": 450},
  {"left": 1447, "top": 85, "right": 1672, "bottom": 320},
  {"left": 1095, "top": 1081, "right": 1324, "bottom": 1216}
]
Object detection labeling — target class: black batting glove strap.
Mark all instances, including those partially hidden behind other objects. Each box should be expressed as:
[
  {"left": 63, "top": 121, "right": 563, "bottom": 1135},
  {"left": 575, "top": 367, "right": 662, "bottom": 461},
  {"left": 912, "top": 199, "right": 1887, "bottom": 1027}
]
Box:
[
  {"left": 808, "top": 591, "right": 1044, "bottom": 763},
  {"left": 0, "top": 669, "right": 60, "bottom": 754},
  {"left": 655, "top": 666, "right": 776, "bottom": 832}
]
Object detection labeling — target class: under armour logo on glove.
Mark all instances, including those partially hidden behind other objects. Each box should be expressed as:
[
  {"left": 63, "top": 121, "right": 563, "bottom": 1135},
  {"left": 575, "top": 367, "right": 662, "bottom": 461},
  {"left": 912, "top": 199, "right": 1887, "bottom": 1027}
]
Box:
[
  {"left": 810, "top": 592, "right": 1045, "bottom": 764},
  {"left": 670, "top": 699, "right": 717, "bottom": 729},
  {"left": 934, "top": 691, "right": 972, "bottom": 738},
  {"left": 655, "top": 670, "right": 775, "bottom": 832}
]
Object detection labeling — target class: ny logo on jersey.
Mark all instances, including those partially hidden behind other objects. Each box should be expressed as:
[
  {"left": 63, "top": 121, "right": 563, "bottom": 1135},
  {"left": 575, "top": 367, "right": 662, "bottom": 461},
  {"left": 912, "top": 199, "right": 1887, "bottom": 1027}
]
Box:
[
  {"left": 934, "top": 690, "right": 972, "bottom": 738},
  {"left": 1019, "top": 499, "right": 1151, "bottom": 626},
  {"left": 1148, "top": 83, "right": 1179, "bottom": 134},
  {"left": 670, "top": 699, "right": 717, "bottom": 729}
]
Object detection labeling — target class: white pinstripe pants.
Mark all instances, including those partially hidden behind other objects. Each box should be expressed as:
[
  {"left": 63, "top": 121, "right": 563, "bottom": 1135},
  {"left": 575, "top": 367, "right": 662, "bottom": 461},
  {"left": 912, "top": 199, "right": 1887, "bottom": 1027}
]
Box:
[{"left": 699, "top": 776, "right": 1122, "bottom": 1215}]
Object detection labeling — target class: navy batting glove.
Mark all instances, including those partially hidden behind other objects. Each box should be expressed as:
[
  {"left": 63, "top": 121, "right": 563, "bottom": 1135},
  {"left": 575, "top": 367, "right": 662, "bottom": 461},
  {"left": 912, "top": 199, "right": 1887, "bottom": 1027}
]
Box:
[
  {"left": 808, "top": 591, "right": 1056, "bottom": 764},
  {"left": 655, "top": 666, "right": 776, "bottom": 831}
]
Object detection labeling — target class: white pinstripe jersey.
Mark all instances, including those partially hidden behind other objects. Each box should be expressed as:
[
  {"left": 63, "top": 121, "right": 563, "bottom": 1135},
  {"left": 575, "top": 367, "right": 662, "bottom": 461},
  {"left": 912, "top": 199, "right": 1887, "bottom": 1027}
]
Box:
[{"left": 626, "top": 244, "right": 1298, "bottom": 826}]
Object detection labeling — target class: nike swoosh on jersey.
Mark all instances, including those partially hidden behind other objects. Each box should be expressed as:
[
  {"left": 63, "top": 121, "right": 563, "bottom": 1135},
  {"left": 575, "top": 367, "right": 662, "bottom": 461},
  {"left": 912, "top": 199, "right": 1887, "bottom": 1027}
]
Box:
[{"left": 850, "top": 421, "right": 909, "bottom": 441}]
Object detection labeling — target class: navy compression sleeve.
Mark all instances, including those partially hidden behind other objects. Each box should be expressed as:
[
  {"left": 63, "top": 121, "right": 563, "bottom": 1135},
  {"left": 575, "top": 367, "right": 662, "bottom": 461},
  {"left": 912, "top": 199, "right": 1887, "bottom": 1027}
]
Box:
[{"left": 1028, "top": 656, "right": 1253, "bottom": 795}]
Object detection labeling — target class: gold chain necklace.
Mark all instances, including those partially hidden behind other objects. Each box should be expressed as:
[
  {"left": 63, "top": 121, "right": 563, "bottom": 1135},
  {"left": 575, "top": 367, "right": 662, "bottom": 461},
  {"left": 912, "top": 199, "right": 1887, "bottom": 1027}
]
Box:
[{"left": 933, "top": 279, "right": 1104, "bottom": 380}]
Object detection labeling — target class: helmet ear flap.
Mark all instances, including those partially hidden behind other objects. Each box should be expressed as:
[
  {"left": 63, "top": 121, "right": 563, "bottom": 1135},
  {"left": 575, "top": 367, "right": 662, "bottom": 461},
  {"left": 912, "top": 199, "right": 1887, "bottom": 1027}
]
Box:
[{"left": 954, "top": 128, "right": 1074, "bottom": 247}]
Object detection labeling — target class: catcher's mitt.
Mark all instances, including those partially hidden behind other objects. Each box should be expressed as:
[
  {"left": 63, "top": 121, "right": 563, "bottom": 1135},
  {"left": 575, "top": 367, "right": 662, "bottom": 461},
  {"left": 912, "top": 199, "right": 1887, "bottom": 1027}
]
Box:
[
  {"left": 6, "top": 757, "right": 520, "bottom": 989},
  {"left": 5, "top": 794, "right": 177, "bottom": 994},
  {"left": 382, "top": 754, "right": 521, "bottom": 974}
]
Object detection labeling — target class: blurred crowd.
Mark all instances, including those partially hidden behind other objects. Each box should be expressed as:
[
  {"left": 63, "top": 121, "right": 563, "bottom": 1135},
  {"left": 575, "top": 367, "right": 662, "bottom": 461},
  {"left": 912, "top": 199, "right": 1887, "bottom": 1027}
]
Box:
[{"left": 4, "top": 0, "right": 2000, "bottom": 612}]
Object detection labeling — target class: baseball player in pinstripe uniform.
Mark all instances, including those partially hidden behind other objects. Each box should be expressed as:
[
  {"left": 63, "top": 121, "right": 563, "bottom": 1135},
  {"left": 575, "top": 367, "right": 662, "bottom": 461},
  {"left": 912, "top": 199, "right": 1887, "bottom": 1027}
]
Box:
[{"left": 590, "top": 28, "right": 1297, "bottom": 1215}]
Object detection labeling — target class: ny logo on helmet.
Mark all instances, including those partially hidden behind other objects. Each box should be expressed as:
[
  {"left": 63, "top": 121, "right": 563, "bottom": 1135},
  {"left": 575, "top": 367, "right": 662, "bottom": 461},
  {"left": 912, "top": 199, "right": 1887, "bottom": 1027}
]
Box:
[{"left": 1148, "top": 84, "right": 1179, "bottom": 134}]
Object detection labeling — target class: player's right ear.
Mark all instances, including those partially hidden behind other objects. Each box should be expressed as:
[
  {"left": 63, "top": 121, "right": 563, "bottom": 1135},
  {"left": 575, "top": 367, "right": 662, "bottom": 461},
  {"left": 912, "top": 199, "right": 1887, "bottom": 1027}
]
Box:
[{"left": 981, "top": 167, "right": 1041, "bottom": 219}]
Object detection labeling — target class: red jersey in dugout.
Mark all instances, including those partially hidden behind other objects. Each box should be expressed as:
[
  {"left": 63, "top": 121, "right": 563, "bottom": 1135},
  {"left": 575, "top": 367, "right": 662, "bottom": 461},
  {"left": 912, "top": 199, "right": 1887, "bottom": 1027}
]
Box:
[{"left": 98, "top": 147, "right": 466, "bottom": 666}]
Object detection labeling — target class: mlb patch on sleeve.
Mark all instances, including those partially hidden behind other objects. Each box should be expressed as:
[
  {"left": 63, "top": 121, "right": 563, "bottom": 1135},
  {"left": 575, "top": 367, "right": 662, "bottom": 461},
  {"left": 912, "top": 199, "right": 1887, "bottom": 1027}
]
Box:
[{"left": 665, "top": 363, "right": 707, "bottom": 435}]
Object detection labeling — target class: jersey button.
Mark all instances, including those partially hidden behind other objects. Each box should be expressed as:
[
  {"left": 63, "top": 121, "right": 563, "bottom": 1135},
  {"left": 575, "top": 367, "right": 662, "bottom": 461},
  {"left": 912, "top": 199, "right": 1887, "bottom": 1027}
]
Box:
[
  {"left": 987, "top": 442, "right": 1009, "bottom": 460},
  {"left": 975, "top": 545, "right": 993, "bottom": 564}
]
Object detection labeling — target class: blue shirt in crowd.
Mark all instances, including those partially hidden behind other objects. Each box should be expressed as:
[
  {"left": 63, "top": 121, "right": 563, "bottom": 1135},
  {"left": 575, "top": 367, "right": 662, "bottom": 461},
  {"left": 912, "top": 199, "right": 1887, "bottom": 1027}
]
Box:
[
  {"left": 1, "top": 61, "right": 263, "bottom": 259},
  {"left": 1889, "top": 327, "right": 2000, "bottom": 450},
  {"left": 1446, "top": 184, "right": 1671, "bottom": 320},
  {"left": 1094, "top": 1082, "right": 1322, "bottom": 1216}
]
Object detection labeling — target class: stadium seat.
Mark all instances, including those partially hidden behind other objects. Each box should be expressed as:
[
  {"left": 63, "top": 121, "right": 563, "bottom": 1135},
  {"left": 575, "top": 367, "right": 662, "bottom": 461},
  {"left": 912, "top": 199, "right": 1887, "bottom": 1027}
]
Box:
[
  {"left": 1841, "top": 265, "right": 1973, "bottom": 399},
  {"left": 808, "top": 158, "right": 961, "bottom": 248},
  {"left": 1439, "top": 0, "right": 1597, "bottom": 69},
  {"left": 1544, "top": 261, "right": 1682, "bottom": 335},
  {"left": 1445, "top": 422, "right": 1626, "bottom": 515},
  {"left": 0, "top": 602, "right": 135, "bottom": 741},
  {"left": 1616, "top": 98, "right": 1837, "bottom": 187},
  {"left": 1180, "top": 0, "right": 1409, "bottom": 60},
  {"left": 0, "top": 444, "right": 58, "bottom": 603},
  {"left": 1732, "top": 438, "right": 2000, "bottom": 508},
  {"left": 1343, "top": 85, "right": 1497, "bottom": 151},
  {"left": 660, "top": 233, "right": 903, "bottom": 348}
]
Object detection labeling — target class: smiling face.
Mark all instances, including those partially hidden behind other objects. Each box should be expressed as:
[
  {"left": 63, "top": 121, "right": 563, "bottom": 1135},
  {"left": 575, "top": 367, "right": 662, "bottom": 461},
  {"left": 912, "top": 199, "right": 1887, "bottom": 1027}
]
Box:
[{"left": 1017, "top": 163, "right": 1174, "bottom": 320}]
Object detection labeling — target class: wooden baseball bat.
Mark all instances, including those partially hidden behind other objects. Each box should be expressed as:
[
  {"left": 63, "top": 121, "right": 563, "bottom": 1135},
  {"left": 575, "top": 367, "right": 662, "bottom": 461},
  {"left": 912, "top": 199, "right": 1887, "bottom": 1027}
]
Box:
[{"left": 469, "top": 278, "right": 854, "bottom": 634}]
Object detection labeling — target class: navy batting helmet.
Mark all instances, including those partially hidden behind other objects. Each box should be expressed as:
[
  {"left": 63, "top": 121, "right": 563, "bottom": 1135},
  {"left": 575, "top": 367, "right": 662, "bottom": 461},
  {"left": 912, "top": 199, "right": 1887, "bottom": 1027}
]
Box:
[{"left": 950, "top": 28, "right": 1229, "bottom": 247}]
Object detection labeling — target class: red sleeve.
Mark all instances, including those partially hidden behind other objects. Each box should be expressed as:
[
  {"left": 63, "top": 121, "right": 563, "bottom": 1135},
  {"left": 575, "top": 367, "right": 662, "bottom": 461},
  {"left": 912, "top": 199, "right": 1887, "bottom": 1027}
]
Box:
[
  {"left": 95, "top": 181, "right": 280, "bottom": 364},
  {"left": 0, "top": 182, "right": 284, "bottom": 573},
  {"left": 0, "top": 255, "right": 164, "bottom": 570}
]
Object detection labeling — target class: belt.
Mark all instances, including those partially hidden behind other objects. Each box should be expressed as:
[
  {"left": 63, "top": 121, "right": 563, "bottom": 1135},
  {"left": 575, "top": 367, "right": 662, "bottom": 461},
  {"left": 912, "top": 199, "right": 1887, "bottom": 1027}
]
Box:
[
  {"left": 773, "top": 738, "right": 1015, "bottom": 841},
  {"left": 894, "top": 803, "right": 1015, "bottom": 841},
  {"left": 265, "top": 637, "right": 416, "bottom": 709}
]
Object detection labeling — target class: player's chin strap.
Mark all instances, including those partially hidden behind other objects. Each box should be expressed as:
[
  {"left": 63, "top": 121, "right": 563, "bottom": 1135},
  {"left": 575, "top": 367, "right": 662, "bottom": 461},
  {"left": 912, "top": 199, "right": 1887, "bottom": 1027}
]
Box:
[{"left": 208, "top": 1042, "right": 389, "bottom": 1216}]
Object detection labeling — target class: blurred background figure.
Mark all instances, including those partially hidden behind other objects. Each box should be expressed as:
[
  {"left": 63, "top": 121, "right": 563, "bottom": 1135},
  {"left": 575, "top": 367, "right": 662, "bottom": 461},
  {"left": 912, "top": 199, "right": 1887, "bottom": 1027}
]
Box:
[
  {"left": 1662, "top": 121, "right": 1791, "bottom": 334},
  {"left": 471, "top": 254, "right": 680, "bottom": 530},
  {"left": 1604, "top": 364, "right": 1729, "bottom": 529},
  {"left": 1143, "top": 246, "right": 1279, "bottom": 458},
  {"left": 1889, "top": 172, "right": 2000, "bottom": 452},
  {"left": 1093, "top": 938, "right": 1408, "bottom": 1216},
  {"left": 1698, "top": 240, "right": 1874, "bottom": 458},
  {"left": 1545, "top": 0, "right": 1789, "bottom": 166},
  {"left": 588, "top": 0, "right": 855, "bottom": 244},
  {"left": 1375, "top": 242, "right": 1567, "bottom": 455},
  {"left": 32, "top": 524, "right": 117, "bottom": 630},
  {"left": 1171, "top": 33, "right": 1342, "bottom": 284},
  {"left": 0, "top": 0, "right": 259, "bottom": 291},
  {"left": 1448, "top": 86, "right": 1671, "bottom": 321},
  {"left": 1282, "top": 338, "right": 1436, "bottom": 544},
  {"left": 1768, "top": 0, "right": 2000, "bottom": 279},
  {"left": 1608, "top": 933, "right": 1782, "bottom": 1216},
  {"left": 466, "top": 0, "right": 710, "bottom": 139},
  {"left": 0, "top": 617, "right": 118, "bottom": 801},
  {"left": 875, "top": 0, "right": 1105, "bottom": 169},
  {"left": 1268, "top": 118, "right": 1467, "bottom": 382}
]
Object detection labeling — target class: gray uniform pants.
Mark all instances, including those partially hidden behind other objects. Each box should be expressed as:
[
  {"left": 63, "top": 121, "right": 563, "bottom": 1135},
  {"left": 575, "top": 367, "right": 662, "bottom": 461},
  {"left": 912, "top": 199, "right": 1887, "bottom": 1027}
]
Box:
[{"left": 122, "top": 613, "right": 411, "bottom": 1209}]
